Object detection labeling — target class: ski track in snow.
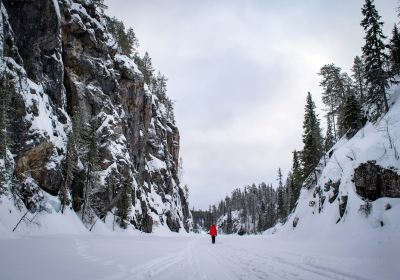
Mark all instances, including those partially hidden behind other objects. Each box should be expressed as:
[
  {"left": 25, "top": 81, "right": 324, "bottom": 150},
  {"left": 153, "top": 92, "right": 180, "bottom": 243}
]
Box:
[{"left": 46, "top": 235, "right": 378, "bottom": 280}]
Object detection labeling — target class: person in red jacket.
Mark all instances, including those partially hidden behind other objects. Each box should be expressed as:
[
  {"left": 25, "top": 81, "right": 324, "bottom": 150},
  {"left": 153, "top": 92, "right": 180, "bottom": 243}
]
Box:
[{"left": 209, "top": 224, "right": 217, "bottom": 244}]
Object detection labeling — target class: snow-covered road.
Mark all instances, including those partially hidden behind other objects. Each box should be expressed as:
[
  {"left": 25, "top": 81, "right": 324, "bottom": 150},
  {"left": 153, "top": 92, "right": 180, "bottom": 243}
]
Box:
[{"left": 0, "top": 233, "right": 397, "bottom": 280}]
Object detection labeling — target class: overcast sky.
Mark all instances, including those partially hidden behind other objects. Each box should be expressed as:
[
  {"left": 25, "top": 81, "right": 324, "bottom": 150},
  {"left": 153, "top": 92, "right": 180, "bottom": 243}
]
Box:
[{"left": 105, "top": 0, "right": 398, "bottom": 209}]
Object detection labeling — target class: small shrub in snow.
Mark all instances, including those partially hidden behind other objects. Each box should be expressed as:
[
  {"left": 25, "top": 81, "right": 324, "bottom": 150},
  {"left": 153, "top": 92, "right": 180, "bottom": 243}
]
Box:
[
  {"left": 292, "top": 216, "right": 299, "bottom": 228},
  {"left": 237, "top": 228, "right": 246, "bottom": 236},
  {"left": 358, "top": 201, "right": 372, "bottom": 217}
]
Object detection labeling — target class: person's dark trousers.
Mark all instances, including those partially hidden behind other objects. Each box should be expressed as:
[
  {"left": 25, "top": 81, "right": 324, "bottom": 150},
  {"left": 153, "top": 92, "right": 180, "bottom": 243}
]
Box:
[{"left": 212, "top": 236, "right": 215, "bottom": 244}]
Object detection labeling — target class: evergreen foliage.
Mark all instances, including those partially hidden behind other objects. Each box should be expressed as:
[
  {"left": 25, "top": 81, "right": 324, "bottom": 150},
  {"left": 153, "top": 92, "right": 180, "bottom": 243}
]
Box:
[
  {"left": 342, "top": 93, "right": 363, "bottom": 138},
  {"left": 105, "top": 16, "right": 138, "bottom": 57},
  {"left": 389, "top": 24, "right": 400, "bottom": 80},
  {"left": 59, "top": 131, "right": 77, "bottom": 214},
  {"left": 80, "top": 117, "right": 101, "bottom": 224},
  {"left": 325, "top": 116, "right": 335, "bottom": 152},
  {"left": 0, "top": 72, "right": 12, "bottom": 194},
  {"left": 351, "top": 56, "right": 367, "bottom": 104},
  {"left": 151, "top": 71, "right": 168, "bottom": 102},
  {"left": 276, "top": 168, "right": 286, "bottom": 221},
  {"left": 192, "top": 178, "right": 296, "bottom": 234},
  {"left": 136, "top": 52, "right": 154, "bottom": 86},
  {"left": 318, "top": 64, "right": 352, "bottom": 138},
  {"left": 301, "top": 92, "right": 323, "bottom": 180},
  {"left": 361, "top": 0, "right": 389, "bottom": 119},
  {"left": 116, "top": 179, "right": 132, "bottom": 229},
  {"left": 290, "top": 151, "right": 302, "bottom": 211},
  {"left": 92, "top": 0, "right": 108, "bottom": 13}
]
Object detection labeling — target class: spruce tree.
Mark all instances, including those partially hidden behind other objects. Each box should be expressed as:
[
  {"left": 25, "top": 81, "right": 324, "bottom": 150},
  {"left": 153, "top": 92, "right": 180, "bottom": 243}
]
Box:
[
  {"left": 257, "top": 202, "right": 265, "bottom": 232},
  {"left": 342, "top": 93, "right": 363, "bottom": 138},
  {"left": 302, "top": 92, "right": 323, "bottom": 181},
  {"left": 284, "top": 172, "right": 293, "bottom": 214},
  {"left": 389, "top": 25, "right": 400, "bottom": 80},
  {"left": 361, "top": 0, "right": 389, "bottom": 119},
  {"left": 276, "top": 168, "right": 285, "bottom": 221},
  {"left": 290, "top": 151, "right": 302, "bottom": 210},
  {"left": 125, "top": 28, "right": 139, "bottom": 55},
  {"left": 226, "top": 207, "right": 233, "bottom": 234},
  {"left": 325, "top": 116, "right": 335, "bottom": 152},
  {"left": 351, "top": 56, "right": 366, "bottom": 104}
]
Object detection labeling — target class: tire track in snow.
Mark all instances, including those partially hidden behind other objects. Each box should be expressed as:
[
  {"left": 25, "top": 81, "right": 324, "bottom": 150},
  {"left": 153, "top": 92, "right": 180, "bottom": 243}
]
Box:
[
  {"left": 191, "top": 240, "right": 243, "bottom": 280},
  {"left": 73, "top": 236, "right": 197, "bottom": 280},
  {"left": 127, "top": 250, "right": 187, "bottom": 280},
  {"left": 186, "top": 239, "right": 210, "bottom": 280},
  {"left": 211, "top": 242, "right": 293, "bottom": 280},
  {"left": 71, "top": 235, "right": 371, "bottom": 280},
  {"left": 71, "top": 236, "right": 129, "bottom": 280},
  {"left": 226, "top": 244, "right": 370, "bottom": 280}
]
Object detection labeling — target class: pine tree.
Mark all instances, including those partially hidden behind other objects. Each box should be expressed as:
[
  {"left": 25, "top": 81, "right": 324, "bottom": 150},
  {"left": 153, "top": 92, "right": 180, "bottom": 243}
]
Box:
[
  {"left": 389, "top": 25, "right": 400, "bottom": 80},
  {"left": 125, "top": 28, "right": 139, "bottom": 55},
  {"left": 151, "top": 71, "right": 168, "bottom": 103},
  {"left": 136, "top": 52, "right": 154, "bottom": 86},
  {"left": 105, "top": 17, "right": 138, "bottom": 57},
  {"left": 351, "top": 56, "right": 367, "bottom": 104},
  {"left": 93, "top": 0, "right": 108, "bottom": 11},
  {"left": 342, "top": 93, "right": 363, "bottom": 138},
  {"left": 165, "top": 98, "right": 175, "bottom": 124},
  {"left": 318, "top": 64, "right": 352, "bottom": 138},
  {"left": 325, "top": 116, "right": 335, "bottom": 152},
  {"left": 302, "top": 92, "right": 323, "bottom": 180},
  {"left": 361, "top": 0, "right": 389, "bottom": 120}
]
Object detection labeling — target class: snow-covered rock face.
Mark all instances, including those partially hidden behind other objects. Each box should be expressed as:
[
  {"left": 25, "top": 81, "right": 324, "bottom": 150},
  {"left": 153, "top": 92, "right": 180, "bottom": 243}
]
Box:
[
  {"left": 0, "top": 0, "right": 191, "bottom": 233},
  {"left": 273, "top": 87, "right": 400, "bottom": 238},
  {"left": 354, "top": 161, "right": 400, "bottom": 200}
]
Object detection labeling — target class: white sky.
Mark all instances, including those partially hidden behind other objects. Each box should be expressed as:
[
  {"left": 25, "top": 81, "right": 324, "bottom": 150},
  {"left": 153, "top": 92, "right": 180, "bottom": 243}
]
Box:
[{"left": 105, "top": 0, "right": 398, "bottom": 209}]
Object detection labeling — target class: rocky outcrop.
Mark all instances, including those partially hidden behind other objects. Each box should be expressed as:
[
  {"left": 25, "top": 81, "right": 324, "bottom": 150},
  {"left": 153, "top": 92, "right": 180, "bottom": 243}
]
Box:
[
  {"left": 15, "top": 141, "right": 62, "bottom": 196},
  {"left": 338, "top": 195, "right": 348, "bottom": 220},
  {"left": 324, "top": 179, "right": 340, "bottom": 203},
  {"left": 0, "top": 0, "right": 191, "bottom": 232},
  {"left": 354, "top": 161, "right": 400, "bottom": 201}
]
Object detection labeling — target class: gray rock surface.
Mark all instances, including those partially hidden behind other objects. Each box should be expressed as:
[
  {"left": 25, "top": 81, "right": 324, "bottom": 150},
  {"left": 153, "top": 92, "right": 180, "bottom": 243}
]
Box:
[{"left": 354, "top": 161, "right": 400, "bottom": 201}]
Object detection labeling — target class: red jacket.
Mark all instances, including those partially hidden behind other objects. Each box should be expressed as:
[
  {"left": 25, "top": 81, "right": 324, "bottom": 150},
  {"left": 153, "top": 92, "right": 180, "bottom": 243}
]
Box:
[{"left": 209, "top": 224, "right": 217, "bottom": 236}]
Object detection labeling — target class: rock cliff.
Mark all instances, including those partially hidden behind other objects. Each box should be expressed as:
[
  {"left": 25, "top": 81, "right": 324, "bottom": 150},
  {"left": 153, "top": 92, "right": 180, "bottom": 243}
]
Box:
[{"left": 0, "top": 0, "right": 191, "bottom": 232}]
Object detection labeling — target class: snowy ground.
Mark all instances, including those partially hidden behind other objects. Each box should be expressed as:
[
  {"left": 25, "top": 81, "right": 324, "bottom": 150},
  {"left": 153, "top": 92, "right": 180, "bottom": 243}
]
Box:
[{"left": 0, "top": 232, "right": 398, "bottom": 280}]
